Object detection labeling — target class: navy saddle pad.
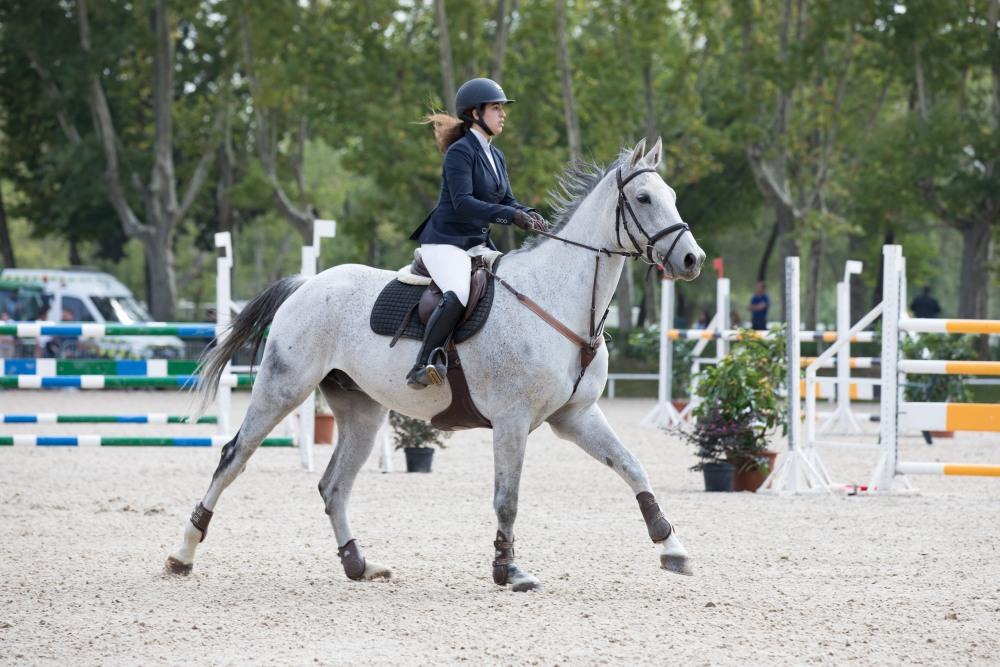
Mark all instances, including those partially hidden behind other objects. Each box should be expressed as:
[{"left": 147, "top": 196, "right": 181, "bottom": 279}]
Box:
[{"left": 370, "top": 277, "right": 496, "bottom": 344}]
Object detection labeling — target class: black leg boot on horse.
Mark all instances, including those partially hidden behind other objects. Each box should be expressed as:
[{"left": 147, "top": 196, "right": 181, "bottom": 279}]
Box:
[{"left": 406, "top": 290, "right": 464, "bottom": 389}]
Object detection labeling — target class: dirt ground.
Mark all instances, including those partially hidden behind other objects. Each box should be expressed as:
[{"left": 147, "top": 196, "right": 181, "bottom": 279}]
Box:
[{"left": 2, "top": 392, "right": 999, "bottom": 666}]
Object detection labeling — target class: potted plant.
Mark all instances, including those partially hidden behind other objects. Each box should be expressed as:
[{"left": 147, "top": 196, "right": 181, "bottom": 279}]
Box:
[
  {"left": 901, "top": 333, "right": 976, "bottom": 439},
  {"left": 314, "top": 391, "right": 336, "bottom": 445},
  {"left": 388, "top": 411, "right": 449, "bottom": 473},
  {"left": 678, "top": 327, "right": 786, "bottom": 492}
]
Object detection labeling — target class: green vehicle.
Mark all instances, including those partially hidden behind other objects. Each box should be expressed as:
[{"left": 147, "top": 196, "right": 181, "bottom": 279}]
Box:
[{"left": 0, "top": 277, "right": 48, "bottom": 321}]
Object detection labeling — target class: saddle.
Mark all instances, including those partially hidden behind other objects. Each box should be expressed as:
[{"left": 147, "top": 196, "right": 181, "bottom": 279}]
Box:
[{"left": 370, "top": 250, "right": 502, "bottom": 431}]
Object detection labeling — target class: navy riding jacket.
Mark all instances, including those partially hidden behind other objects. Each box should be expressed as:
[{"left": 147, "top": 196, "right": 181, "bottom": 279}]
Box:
[{"left": 410, "top": 131, "right": 534, "bottom": 250}]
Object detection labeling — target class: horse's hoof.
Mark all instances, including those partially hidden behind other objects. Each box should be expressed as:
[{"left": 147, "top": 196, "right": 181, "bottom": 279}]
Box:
[
  {"left": 362, "top": 561, "right": 392, "bottom": 581},
  {"left": 165, "top": 556, "right": 193, "bottom": 575},
  {"left": 660, "top": 554, "right": 694, "bottom": 576},
  {"left": 511, "top": 578, "right": 542, "bottom": 592}
]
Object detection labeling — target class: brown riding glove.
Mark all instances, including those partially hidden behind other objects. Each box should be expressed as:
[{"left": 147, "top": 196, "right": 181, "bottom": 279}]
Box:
[{"left": 513, "top": 210, "right": 548, "bottom": 233}]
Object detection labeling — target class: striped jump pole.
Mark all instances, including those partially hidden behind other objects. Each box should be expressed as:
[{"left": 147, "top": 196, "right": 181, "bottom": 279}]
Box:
[
  {"left": 896, "top": 462, "right": 1000, "bottom": 477},
  {"left": 1, "top": 358, "right": 199, "bottom": 376},
  {"left": 0, "top": 323, "right": 220, "bottom": 338},
  {"left": 900, "top": 319, "right": 1000, "bottom": 335},
  {"left": 899, "top": 402, "right": 1000, "bottom": 432},
  {"left": 0, "top": 374, "right": 254, "bottom": 389},
  {"left": 0, "top": 435, "right": 293, "bottom": 447},
  {"left": 1, "top": 414, "right": 217, "bottom": 424},
  {"left": 897, "top": 360, "right": 1000, "bottom": 376},
  {"left": 800, "top": 357, "right": 879, "bottom": 369}
]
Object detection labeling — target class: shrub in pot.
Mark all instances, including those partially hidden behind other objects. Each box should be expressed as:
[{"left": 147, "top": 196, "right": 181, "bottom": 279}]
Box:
[
  {"left": 388, "top": 411, "right": 449, "bottom": 472},
  {"left": 679, "top": 327, "right": 786, "bottom": 491}
]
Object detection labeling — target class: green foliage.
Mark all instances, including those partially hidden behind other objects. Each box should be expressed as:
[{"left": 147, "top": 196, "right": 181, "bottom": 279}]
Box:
[
  {"left": 388, "top": 411, "right": 450, "bottom": 450},
  {"left": 680, "top": 328, "right": 787, "bottom": 471},
  {"left": 900, "top": 333, "right": 976, "bottom": 403}
]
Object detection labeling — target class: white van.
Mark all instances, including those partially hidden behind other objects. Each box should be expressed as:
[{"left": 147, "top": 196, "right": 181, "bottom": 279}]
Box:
[{"left": 0, "top": 268, "right": 186, "bottom": 359}]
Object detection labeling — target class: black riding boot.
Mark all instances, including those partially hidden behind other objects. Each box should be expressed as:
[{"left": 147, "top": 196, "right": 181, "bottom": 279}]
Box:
[{"left": 406, "top": 291, "right": 465, "bottom": 389}]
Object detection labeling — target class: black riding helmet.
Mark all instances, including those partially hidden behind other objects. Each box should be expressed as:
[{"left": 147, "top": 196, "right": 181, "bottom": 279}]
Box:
[{"left": 455, "top": 77, "right": 514, "bottom": 136}]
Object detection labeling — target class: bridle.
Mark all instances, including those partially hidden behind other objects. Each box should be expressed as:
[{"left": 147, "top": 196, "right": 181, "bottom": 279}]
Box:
[
  {"left": 485, "top": 165, "right": 693, "bottom": 396},
  {"left": 527, "top": 166, "right": 691, "bottom": 272}
]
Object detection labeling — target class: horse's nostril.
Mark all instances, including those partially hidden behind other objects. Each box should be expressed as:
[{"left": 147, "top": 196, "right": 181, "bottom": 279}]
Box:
[{"left": 684, "top": 253, "right": 695, "bottom": 269}]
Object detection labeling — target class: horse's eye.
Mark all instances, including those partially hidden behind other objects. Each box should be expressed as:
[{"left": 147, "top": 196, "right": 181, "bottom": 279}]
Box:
[{"left": 637, "top": 193, "right": 650, "bottom": 204}]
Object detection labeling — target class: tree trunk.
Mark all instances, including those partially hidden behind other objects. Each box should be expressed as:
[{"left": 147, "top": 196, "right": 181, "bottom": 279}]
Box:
[
  {"left": 642, "top": 61, "right": 657, "bottom": 145},
  {"left": 803, "top": 237, "right": 822, "bottom": 330},
  {"left": 143, "top": 229, "right": 177, "bottom": 320},
  {"left": 555, "top": 0, "right": 581, "bottom": 163},
  {"left": 872, "top": 230, "right": 894, "bottom": 310},
  {"left": 756, "top": 219, "right": 779, "bottom": 282},
  {"left": 488, "top": 0, "right": 518, "bottom": 82},
  {"left": 956, "top": 219, "right": 992, "bottom": 320},
  {"left": 434, "top": 0, "right": 456, "bottom": 114},
  {"left": 615, "top": 263, "right": 635, "bottom": 332},
  {"left": 0, "top": 186, "right": 15, "bottom": 268}
]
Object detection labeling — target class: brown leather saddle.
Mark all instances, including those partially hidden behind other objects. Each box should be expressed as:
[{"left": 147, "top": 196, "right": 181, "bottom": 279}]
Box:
[{"left": 370, "top": 254, "right": 498, "bottom": 431}]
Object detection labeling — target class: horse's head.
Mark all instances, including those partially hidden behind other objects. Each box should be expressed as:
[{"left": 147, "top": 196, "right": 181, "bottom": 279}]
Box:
[{"left": 613, "top": 138, "right": 705, "bottom": 281}]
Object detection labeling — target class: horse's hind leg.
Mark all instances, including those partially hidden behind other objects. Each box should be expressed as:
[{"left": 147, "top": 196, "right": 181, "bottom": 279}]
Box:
[
  {"left": 165, "top": 352, "right": 321, "bottom": 575},
  {"left": 547, "top": 402, "right": 693, "bottom": 576},
  {"left": 316, "top": 378, "right": 391, "bottom": 581}
]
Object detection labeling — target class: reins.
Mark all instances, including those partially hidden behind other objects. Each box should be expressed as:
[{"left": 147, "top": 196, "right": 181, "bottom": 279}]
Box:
[{"left": 486, "top": 165, "right": 692, "bottom": 396}]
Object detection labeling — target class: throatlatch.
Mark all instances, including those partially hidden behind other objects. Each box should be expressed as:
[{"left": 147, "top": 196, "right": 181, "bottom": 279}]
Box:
[{"left": 636, "top": 491, "right": 672, "bottom": 543}]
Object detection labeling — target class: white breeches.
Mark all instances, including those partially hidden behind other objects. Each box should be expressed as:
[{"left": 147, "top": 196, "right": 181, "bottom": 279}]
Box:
[{"left": 419, "top": 243, "right": 491, "bottom": 306}]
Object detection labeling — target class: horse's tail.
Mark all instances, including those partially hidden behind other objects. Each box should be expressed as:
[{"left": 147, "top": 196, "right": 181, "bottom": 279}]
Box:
[{"left": 191, "top": 275, "right": 308, "bottom": 419}]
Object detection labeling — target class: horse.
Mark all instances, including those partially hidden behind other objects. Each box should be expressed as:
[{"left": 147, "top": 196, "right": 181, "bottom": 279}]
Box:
[{"left": 166, "top": 138, "right": 706, "bottom": 591}]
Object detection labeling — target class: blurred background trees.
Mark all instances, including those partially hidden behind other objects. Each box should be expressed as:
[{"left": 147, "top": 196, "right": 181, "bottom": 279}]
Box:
[{"left": 1, "top": 0, "right": 997, "bottom": 325}]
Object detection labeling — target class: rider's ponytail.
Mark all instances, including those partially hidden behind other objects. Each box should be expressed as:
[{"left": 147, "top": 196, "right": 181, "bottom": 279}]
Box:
[{"left": 423, "top": 112, "right": 469, "bottom": 153}]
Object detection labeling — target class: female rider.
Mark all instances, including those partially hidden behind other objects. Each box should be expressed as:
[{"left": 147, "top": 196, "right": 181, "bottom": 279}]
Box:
[{"left": 407, "top": 77, "right": 547, "bottom": 389}]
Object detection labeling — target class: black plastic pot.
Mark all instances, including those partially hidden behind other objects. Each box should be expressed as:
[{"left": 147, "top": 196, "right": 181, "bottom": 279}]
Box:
[
  {"left": 404, "top": 446, "right": 435, "bottom": 473},
  {"left": 702, "top": 461, "right": 735, "bottom": 492}
]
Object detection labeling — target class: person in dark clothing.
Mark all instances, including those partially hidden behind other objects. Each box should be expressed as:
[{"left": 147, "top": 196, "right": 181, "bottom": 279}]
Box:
[
  {"left": 910, "top": 286, "right": 941, "bottom": 318},
  {"left": 406, "top": 77, "right": 547, "bottom": 389},
  {"left": 749, "top": 281, "right": 769, "bottom": 330}
]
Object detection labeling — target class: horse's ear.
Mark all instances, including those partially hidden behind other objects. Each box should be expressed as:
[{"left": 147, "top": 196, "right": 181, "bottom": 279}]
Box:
[
  {"left": 628, "top": 138, "right": 647, "bottom": 169},
  {"left": 645, "top": 137, "right": 663, "bottom": 168}
]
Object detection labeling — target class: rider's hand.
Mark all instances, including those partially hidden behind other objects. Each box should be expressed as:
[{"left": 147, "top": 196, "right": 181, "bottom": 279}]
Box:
[
  {"left": 527, "top": 211, "right": 550, "bottom": 232},
  {"left": 512, "top": 210, "right": 533, "bottom": 231}
]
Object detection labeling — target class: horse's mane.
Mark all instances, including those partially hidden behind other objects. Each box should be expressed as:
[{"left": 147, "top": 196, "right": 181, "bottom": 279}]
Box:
[{"left": 516, "top": 146, "right": 633, "bottom": 253}]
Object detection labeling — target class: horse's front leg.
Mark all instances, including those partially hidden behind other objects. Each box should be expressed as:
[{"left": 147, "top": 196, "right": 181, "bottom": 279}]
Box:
[
  {"left": 548, "top": 402, "right": 693, "bottom": 576},
  {"left": 491, "top": 418, "right": 542, "bottom": 592}
]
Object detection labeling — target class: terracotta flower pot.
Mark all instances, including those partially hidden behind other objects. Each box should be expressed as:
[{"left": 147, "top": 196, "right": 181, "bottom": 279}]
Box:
[
  {"left": 314, "top": 413, "right": 335, "bottom": 444},
  {"left": 731, "top": 450, "right": 778, "bottom": 492}
]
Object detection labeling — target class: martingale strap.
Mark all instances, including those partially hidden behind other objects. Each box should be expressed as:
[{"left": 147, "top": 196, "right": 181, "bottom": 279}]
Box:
[{"left": 486, "top": 266, "right": 606, "bottom": 396}]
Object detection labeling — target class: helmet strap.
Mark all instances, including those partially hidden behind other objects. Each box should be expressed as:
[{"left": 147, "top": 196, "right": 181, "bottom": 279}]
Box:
[{"left": 475, "top": 104, "right": 494, "bottom": 137}]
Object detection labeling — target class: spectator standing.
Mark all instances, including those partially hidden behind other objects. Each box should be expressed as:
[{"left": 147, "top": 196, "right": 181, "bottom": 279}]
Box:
[
  {"left": 749, "top": 281, "right": 770, "bottom": 330},
  {"left": 910, "top": 286, "right": 941, "bottom": 318}
]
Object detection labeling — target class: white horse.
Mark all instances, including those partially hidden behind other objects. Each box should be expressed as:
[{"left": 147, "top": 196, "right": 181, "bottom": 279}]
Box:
[{"left": 166, "top": 138, "right": 705, "bottom": 591}]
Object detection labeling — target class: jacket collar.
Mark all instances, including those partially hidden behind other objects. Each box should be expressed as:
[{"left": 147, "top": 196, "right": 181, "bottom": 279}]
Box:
[{"left": 465, "top": 130, "right": 501, "bottom": 188}]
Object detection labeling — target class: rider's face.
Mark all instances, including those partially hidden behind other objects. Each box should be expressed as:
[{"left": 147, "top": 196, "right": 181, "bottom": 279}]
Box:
[{"left": 475, "top": 103, "right": 506, "bottom": 136}]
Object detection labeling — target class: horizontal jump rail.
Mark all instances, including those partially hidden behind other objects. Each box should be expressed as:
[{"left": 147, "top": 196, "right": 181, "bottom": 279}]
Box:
[
  {"left": 0, "top": 374, "right": 254, "bottom": 389},
  {"left": 898, "top": 360, "right": 1000, "bottom": 376},
  {"left": 1, "top": 358, "right": 199, "bottom": 376},
  {"left": 899, "top": 402, "right": 1000, "bottom": 432},
  {"left": 666, "top": 329, "right": 876, "bottom": 343},
  {"left": 0, "top": 435, "right": 292, "bottom": 447},
  {"left": 899, "top": 318, "right": 1000, "bottom": 335},
  {"left": 1, "top": 414, "right": 217, "bottom": 424},
  {"left": 896, "top": 461, "right": 1000, "bottom": 477},
  {"left": 0, "top": 322, "right": 220, "bottom": 338}
]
